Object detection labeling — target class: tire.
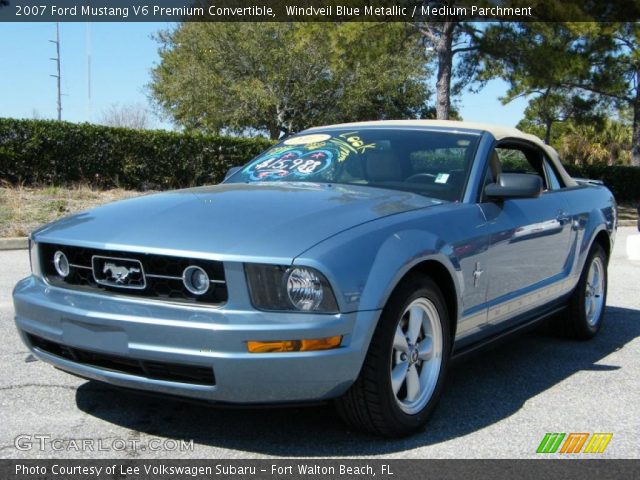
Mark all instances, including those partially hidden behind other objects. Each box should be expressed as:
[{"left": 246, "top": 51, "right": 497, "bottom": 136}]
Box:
[
  {"left": 558, "top": 242, "right": 608, "bottom": 340},
  {"left": 334, "top": 274, "right": 450, "bottom": 437}
]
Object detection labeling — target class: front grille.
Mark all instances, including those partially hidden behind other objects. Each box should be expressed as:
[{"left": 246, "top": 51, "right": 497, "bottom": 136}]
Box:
[
  {"left": 39, "top": 243, "right": 227, "bottom": 305},
  {"left": 27, "top": 333, "right": 215, "bottom": 386}
]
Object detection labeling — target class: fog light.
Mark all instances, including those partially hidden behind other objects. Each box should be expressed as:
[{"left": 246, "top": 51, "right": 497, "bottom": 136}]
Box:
[
  {"left": 53, "top": 250, "right": 70, "bottom": 277},
  {"left": 247, "top": 336, "right": 342, "bottom": 353},
  {"left": 182, "top": 265, "right": 210, "bottom": 295}
]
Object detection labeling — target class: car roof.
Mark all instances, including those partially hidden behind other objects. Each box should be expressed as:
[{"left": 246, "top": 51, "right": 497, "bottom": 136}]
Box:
[{"left": 307, "top": 119, "right": 545, "bottom": 145}]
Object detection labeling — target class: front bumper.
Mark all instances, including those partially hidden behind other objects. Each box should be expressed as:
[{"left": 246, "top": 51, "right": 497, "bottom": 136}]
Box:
[{"left": 13, "top": 275, "right": 379, "bottom": 404}]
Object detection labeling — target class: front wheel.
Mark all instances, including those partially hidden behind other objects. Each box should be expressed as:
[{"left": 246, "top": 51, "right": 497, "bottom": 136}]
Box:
[
  {"left": 335, "top": 274, "right": 450, "bottom": 437},
  {"left": 558, "top": 243, "right": 608, "bottom": 339}
]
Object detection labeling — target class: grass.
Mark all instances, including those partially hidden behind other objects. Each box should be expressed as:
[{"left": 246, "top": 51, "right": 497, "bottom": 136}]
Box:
[
  {"left": 0, "top": 184, "right": 144, "bottom": 238},
  {"left": 0, "top": 184, "right": 637, "bottom": 238}
]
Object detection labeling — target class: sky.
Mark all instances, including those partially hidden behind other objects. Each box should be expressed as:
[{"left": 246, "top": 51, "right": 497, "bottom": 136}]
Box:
[{"left": 0, "top": 22, "right": 528, "bottom": 130}]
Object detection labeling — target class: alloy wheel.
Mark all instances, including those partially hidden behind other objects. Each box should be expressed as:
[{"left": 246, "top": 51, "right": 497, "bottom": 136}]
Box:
[{"left": 391, "top": 298, "right": 443, "bottom": 415}]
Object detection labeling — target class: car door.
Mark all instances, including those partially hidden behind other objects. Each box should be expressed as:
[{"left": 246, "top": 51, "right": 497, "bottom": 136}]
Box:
[{"left": 478, "top": 141, "right": 573, "bottom": 328}]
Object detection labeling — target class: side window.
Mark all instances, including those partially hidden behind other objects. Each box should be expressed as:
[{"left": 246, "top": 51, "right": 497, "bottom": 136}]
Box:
[
  {"left": 495, "top": 147, "right": 538, "bottom": 175},
  {"left": 493, "top": 144, "right": 548, "bottom": 190}
]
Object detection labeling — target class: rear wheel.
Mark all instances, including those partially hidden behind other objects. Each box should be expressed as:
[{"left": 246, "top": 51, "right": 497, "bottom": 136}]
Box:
[
  {"left": 335, "top": 274, "right": 450, "bottom": 437},
  {"left": 558, "top": 243, "right": 608, "bottom": 339}
]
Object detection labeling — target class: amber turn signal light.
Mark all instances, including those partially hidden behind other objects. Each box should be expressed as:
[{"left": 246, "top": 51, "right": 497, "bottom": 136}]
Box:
[{"left": 247, "top": 336, "right": 342, "bottom": 353}]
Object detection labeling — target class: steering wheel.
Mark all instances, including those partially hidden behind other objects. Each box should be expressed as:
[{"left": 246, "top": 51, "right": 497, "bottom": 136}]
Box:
[{"left": 405, "top": 173, "right": 437, "bottom": 183}]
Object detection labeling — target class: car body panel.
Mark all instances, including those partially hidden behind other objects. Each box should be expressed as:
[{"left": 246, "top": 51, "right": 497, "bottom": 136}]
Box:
[
  {"left": 13, "top": 120, "right": 616, "bottom": 404},
  {"left": 32, "top": 182, "right": 440, "bottom": 265},
  {"left": 479, "top": 193, "right": 574, "bottom": 308},
  {"left": 294, "top": 202, "right": 490, "bottom": 339},
  {"left": 13, "top": 274, "right": 378, "bottom": 402}
]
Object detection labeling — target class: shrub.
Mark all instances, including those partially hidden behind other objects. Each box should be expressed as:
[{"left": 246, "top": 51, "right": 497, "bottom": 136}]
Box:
[
  {"left": 1, "top": 118, "right": 638, "bottom": 203},
  {"left": 563, "top": 164, "right": 640, "bottom": 204},
  {"left": 0, "top": 118, "right": 272, "bottom": 190}
]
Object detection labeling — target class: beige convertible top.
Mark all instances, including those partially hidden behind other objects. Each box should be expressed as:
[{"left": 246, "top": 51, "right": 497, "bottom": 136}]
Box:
[{"left": 310, "top": 119, "right": 544, "bottom": 144}]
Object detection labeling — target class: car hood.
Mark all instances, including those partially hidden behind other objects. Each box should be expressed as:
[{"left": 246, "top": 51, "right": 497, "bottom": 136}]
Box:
[{"left": 33, "top": 183, "right": 441, "bottom": 262}]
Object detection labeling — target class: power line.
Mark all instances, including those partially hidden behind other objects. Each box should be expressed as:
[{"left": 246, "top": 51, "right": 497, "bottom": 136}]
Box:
[{"left": 49, "top": 22, "right": 62, "bottom": 121}]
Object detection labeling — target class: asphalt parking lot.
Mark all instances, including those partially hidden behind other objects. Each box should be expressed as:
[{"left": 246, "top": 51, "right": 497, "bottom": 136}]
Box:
[{"left": 1, "top": 228, "right": 638, "bottom": 459}]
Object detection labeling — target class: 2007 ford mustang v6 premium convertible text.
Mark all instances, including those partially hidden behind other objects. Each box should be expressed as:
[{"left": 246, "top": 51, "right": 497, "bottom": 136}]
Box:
[{"left": 13, "top": 120, "right": 616, "bottom": 436}]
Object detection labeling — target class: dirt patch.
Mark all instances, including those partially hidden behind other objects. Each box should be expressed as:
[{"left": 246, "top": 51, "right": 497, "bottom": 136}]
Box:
[{"left": 0, "top": 185, "right": 145, "bottom": 238}]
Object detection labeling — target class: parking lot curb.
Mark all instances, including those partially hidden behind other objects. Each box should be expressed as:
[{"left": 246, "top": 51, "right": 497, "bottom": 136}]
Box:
[{"left": 0, "top": 237, "right": 28, "bottom": 250}]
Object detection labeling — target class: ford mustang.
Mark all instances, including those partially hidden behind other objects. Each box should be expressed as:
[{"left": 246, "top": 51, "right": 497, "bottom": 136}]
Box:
[{"left": 13, "top": 120, "right": 616, "bottom": 437}]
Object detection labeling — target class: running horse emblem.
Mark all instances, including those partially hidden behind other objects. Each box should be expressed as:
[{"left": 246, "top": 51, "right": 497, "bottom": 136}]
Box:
[{"left": 103, "top": 262, "right": 141, "bottom": 285}]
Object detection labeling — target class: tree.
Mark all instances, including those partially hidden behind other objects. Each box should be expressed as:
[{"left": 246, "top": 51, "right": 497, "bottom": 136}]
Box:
[
  {"left": 567, "top": 23, "right": 640, "bottom": 166},
  {"left": 100, "top": 103, "right": 154, "bottom": 130},
  {"left": 517, "top": 109, "right": 632, "bottom": 165},
  {"left": 478, "top": 22, "right": 600, "bottom": 142},
  {"left": 517, "top": 90, "right": 604, "bottom": 145},
  {"left": 479, "top": 20, "right": 640, "bottom": 164},
  {"left": 555, "top": 119, "right": 632, "bottom": 166},
  {"left": 150, "top": 23, "right": 431, "bottom": 139},
  {"left": 412, "top": 4, "right": 481, "bottom": 120}
]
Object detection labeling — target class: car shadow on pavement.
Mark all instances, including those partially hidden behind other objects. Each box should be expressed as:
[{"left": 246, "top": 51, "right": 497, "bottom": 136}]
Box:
[{"left": 75, "top": 305, "right": 640, "bottom": 456}]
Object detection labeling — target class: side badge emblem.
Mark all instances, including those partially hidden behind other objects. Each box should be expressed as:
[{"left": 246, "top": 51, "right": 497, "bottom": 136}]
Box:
[{"left": 473, "top": 262, "right": 484, "bottom": 288}]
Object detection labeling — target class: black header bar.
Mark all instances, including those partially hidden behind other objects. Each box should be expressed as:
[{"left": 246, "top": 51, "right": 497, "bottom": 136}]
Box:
[
  {"left": 2, "top": 459, "right": 640, "bottom": 480},
  {"left": 1, "top": 1, "right": 639, "bottom": 22}
]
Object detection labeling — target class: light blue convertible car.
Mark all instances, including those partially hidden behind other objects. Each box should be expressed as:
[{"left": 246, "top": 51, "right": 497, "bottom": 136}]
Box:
[{"left": 13, "top": 120, "right": 616, "bottom": 436}]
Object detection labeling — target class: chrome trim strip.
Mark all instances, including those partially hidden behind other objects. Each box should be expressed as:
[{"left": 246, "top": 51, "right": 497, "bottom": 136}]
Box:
[
  {"left": 145, "top": 273, "right": 226, "bottom": 284},
  {"left": 66, "top": 270, "right": 225, "bottom": 285},
  {"left": 145, "top": 273, "right": 181, "bottom": 280},
  {"left": 69, "top": 263, "right": 92, "bottom": 270},
  {"left": 459, "top": 310, "right": 486, "bottom": 330},
  {"left": 487, "top": 277, "right": 575, "bottom": 325},
  {"left": 60, "top": 266, "right": 227, "bottom": 286},
  {"left": 458, "top": 276, "right": 577, "bottom": 339}
]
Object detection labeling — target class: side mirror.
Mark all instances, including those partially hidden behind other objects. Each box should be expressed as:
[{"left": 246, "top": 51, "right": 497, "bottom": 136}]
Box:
[
  {"left": 485, "top": 173, "right": 543, "bottom": 200},
  {"left": 224, "top": 166, "right": 242, "bottom": 181}
]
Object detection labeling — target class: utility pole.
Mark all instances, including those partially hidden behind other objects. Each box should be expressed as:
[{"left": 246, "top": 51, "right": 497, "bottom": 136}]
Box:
[
  {"left": 86, "top": 22, "right": 92, "bottom": 121},
  {"left": 50, "top": 22, "right": 62, "bottom": 120}
]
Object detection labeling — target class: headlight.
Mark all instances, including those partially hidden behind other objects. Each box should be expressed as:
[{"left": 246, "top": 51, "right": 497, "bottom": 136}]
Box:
[
  {"left": 244, "top": 264, "right": 338, "bottom": 313},
  {"left": 286, "top": 267, "right": 324, "bottom": 310}
]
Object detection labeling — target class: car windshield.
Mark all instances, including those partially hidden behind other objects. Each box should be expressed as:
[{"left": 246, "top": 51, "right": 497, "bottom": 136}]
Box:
[{"left": 226, "top": 128, "right": 481, "bottom": 202}]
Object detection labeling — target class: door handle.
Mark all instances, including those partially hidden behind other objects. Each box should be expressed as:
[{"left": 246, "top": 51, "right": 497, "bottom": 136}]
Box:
[{"left": 556, "top": 210, "right": 570, "bottom": 223}]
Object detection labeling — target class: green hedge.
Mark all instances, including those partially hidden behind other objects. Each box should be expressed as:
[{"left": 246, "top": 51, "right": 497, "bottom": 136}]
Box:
[
  {"left": 1, "top": 118, "right": 638, "bottom": 203},
  {"left": 0, "top": 118, "right": 272, "bottom": 190},
  {"left": 564, "top": 164, "right": 640, "bottom": 204}
]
